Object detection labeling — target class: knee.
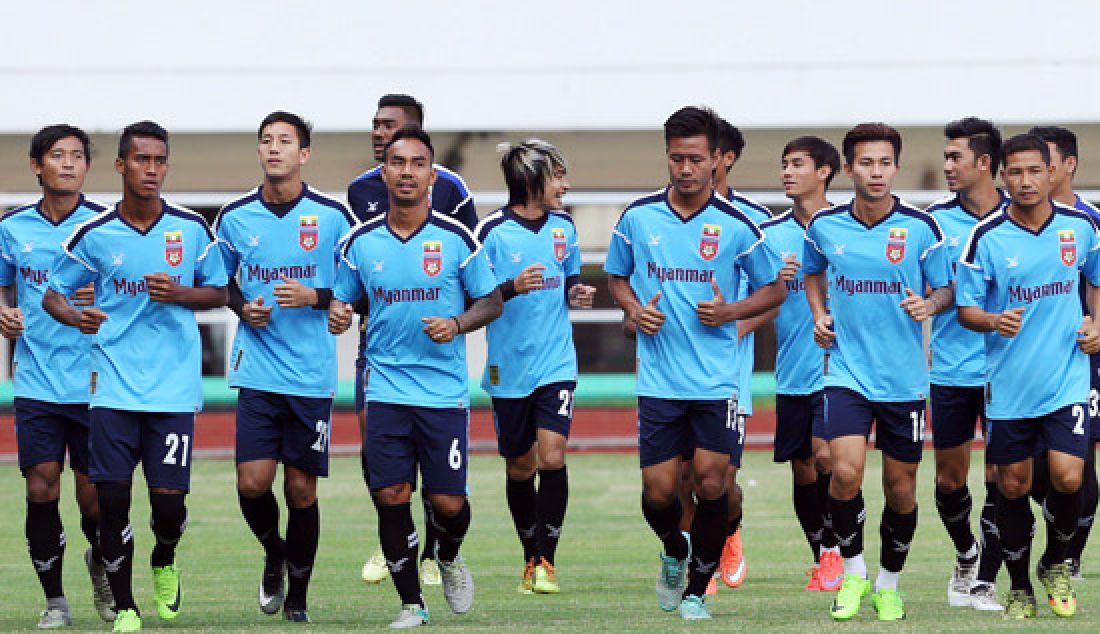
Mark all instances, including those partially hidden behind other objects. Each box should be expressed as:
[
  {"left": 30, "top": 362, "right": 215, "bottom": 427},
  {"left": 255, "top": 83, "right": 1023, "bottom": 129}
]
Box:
[
  {"left": 830, "top": 460, "right": 861, "bottom": 491},
  {"left": 693, "top": 468, "right": 727, "bottom": 501},
  {"left": 791, "top": 458, "right": 817, "bottom": 485},
  {"left": 537, "top": 445, "right": 566, "bottom": 471},
  {"left": 237, "top": 475, "right": 269, "bottom": 499},
  {"left": 997, "top": 471, "right": 1030, "bottom": 499},
  {"left": 642, "top": 483, "right": 678, "bottom": 508},
  {"left": 813, "top": 446, "right": 833, "bottom": 473},
  {"left": 430, "top": 495, "right": 465, "bottom": 518},
  {"left": 506, "top": 454, "right": 537, "bottom": 481},
  {"left": 26, "top": 471, "right": 60, "bottom": 503},
  {"left": 1052, "top": 471, "right": 1083, "bottom": 495},
  {"left": 284, "top": 476, "right": 317, "bottom": 508},
  {"left": 935, "top": 467, "right": 967, "bottom": 493},
  {"left": 375, "top": 484, "right": 410, "bottom": 507}
]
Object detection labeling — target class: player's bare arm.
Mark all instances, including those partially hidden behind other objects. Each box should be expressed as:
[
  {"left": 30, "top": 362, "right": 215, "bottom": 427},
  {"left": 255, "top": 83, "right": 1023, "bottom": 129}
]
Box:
[
  {"left": 715, "top": 278, "right": 787, "bottom": 325},
  {"left": 900, "top": 284, "right": 955, "bottom": 322},
  {"left": 803, "top": 272, "right": 834, "bottom": 348},
  {"left": 144, "top": 272, "right": 227, "bottom": 309},
  {"left": 328, "top": 298, "right": 355, "bottom": 335},
  {"left": 42, "top": 287, "right": 107, "bottom": 334},
  {"left": 610, "top": 274, "right": 664, "bottom": 335},
  {"left": 0, "top": 284, "right": 24, "bottom": 339},
  {"left": 957, "top": 304, "right": 1024, "bottom": 338},
  {"left": 423, "top": 287, "right": 504, "bottom": 344}
]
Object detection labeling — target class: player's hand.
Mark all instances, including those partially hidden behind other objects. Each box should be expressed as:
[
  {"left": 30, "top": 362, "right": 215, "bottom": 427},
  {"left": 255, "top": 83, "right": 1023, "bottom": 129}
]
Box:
[
  {"left": 778, "top": 254, "right": 800, "bottom": 282},
  {"left": 328, "top": 301, "right": 354, "bottom": 335},
  {"left": 994, "top": 307, "right": 1025, "bottom": 338},
  {"left": 422, "top": 316, "right": 459, "bottom": 343},
  {"left": 568, "top": 283, "right": 596, "bottom": 309},
  {"left": 242, "top": 295, "right": 273, "bottom": 328},
  {"left": 513, "top": 263, "right": 546, "bottom": 294},
  {"left": 697, "top": 278, "right": 729, "bottom": 327},
  {"left": 900, "top": 288, "right": 933, "bottom": 322},
  {"left": 274, "top": 276, "right": 318, "bottom": 309},
  {"left": 144, "top": 272, "right": 181, "bottom": 303},
  {"left": 1079, "top": 315, "right": 1100, "bottom": 354},
  {"left": 813, "top": 314, "right": 835, "bottom": 348},
  {"left": 622, "top": 313, "right": 637, "bottom": 340},
  {"left": 78, "top": 307, "right": 107, "bottom": 334},
  {"left": 0, "top": 306, "right": 24, "bottom": 339},
  {"left": 633, "top": 292, "right": 665, "bottom": 335},
  {"left": 70, "top": 283, "right": 95, "bottom": 307}
]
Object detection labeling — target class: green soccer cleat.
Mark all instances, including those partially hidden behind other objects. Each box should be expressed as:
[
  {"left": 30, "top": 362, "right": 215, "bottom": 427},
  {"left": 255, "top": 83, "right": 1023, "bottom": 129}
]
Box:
[
  {"left": 152, "top": 565, "right": 182, "bottom": 621},
  {"left": 517, "top": 558, "right": 536, "bottom": 594},
  {"left": 1039, "top": 560, "right": 1077, "bottom": 617},
  {"left": 656, "top": 553, "right": 688, "bottom": 612},
  {"left": 362, "top": 546, "right": 390, "bottom": 584},
  {"left": 420, "top": 558, "right": 442, "bottom": 586},
  {"left": 1003, "top": 589, "right": 1038, "bottom": 620},
  {"left": 679, "top": 594, "right": 711, "bottom": 620},
  {"left": 830, "top": 575, "right": 870, "bottom": 621},
  {"left": 871, "top": 588, "right": 906, "bottom": 621},
  {"left": 111, "top": 609, "right": 142, "bottom": 632},
  {"left": 533, "top": 558, "right": 560, "bottom": 594}
]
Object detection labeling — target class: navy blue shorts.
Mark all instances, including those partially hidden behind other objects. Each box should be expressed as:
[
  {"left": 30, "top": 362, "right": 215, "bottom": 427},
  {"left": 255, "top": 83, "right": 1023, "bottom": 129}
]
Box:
[
  {"left": 774, "top": 392, "right": 824, "bottom": 463},
  {"left": 987, "top": 403, "right": 1090, "bottom": 465},
  {"left": 491, "top": 381, "right": 575, "bottom": 458},
  {"left": 929, "top": 384, "right": 986, "bottom": 450},
  {"left": 366, "top": 401, "right": 469, "bottom": 495},
  {"left": 638, "top": 396, "right": 742, "bottom": 469},
  {"left": 822, "top": 387, "right": 926, "bottom": 464},
  {"left": 88, "top": 408, "right": 195, "bottom": 491},
  {"left": 14, "top": 398, "right": 90, "bottom": 476},
  {"left": 235, "top": 388, "right": 333, "bottom": 477}
]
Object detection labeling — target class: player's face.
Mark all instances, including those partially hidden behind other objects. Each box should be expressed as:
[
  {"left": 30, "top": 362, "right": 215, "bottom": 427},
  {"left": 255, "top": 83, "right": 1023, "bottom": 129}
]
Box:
[
  {"left": 381, "top": 138, "right": 436, "bottom": 207},
  {"left": 943, "top": 138, "right": 984, "bottom": 193},
  {"left": 781, "top": 150, "right": 826, "bottom": 199},
  {"left": 372, "top": 106, "right": 414, "bottom": 162},
  {"left": 258, "top": 121, "right": 310, "bottom": 180},
  {"left": 1001, "top": 150, "right": 1052, "bottom": 209},
  {"left": 1044, "top": 142, "right": 1075, "bottom": 192},
  {"left": 844, "top": 141, "right": 897, "bottom": 203},
  {"left": 32, "top": 136, "right": 88, "bottom": 195},
  {"left": 115, "top": 136, "right": 168, "bottom": 201},
  {"left": 667, "top": 135, "right": 718, "bottom": 198},
  {"left": 539, "top": 165, "right": 570, "bottom": 211}
]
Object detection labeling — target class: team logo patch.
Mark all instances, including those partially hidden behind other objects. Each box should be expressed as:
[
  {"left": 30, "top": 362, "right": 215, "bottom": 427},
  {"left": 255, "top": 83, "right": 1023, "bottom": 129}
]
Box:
[
  {"left": 422, "top": 240, "right": 443, "bottom": 277},
  {"left": 299, "top": 215, "right": 319, "bottom": 251},
  {"left": 700, "top": 224, "right": 721, "bottom": 261},
  {"left": 886, "top": 227, "right": 907, "bottom": 264},
  {"left": 1059, "top": 229, "right": 1077, "bottom": 267},
  {"left": 164, "top": 230, "right": 183, "bottom": 267},
  {"left": 552, "top": 228, "right": 567, "bottom": 262}
]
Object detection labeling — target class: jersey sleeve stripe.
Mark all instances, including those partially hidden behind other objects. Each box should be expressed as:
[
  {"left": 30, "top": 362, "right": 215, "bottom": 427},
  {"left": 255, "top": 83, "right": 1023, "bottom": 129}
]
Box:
[
  {"left": 165, "top": 202, "right": 217, "bottom": 241},
  {"left": 960, "top": 210, "right": 1006, "bottom": 265},
  {"left": 430, "top": 212, "right": 479, "bottom": 251},
  {"left": 473, "top": 208, "right": 507, "bottom": 243},
  {"left": 305, "top": 186, "right": 358, "bottom": 226}
]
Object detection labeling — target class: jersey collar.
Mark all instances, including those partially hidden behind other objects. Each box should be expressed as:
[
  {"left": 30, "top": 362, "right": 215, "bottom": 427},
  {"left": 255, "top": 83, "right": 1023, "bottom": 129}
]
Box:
[
  {"left": 662, "top": 186, "right": 715, "bottom": 224},
  {"left": 848, "top": 195, "right": 900, "bottom": 230},
  {"left": 115, "top": 199, "right": 167, "bottom": 236},
  {"left": 257, "top": 182, "right": 308, "bottom": 218},
  {"left": 35, "top": 194, "right": 86, "bottom": 227},
  {"left": 505, "top": 207, "right": 550, "bottom": 234}
]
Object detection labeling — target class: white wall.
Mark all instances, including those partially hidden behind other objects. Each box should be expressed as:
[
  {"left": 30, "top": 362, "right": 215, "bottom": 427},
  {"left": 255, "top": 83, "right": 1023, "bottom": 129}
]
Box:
[{"left": 3, "top": 0, "right": 1098, "bottom": 132}]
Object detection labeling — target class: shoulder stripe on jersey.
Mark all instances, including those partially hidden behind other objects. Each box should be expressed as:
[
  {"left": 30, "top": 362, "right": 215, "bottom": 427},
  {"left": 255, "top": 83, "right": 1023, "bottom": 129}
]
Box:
[
  {"left": 895, "top": 202, "right": 945, "bottom": 242},
  {"left": 430, "top": 211, "right": 479, "bottom": 252},
  {"left": 340, "top": 215, "right": 387, "bottom": 258},
  {"left": 615, "top": 188, "right": 667, "bottom": 226},
  {"left": 923, "top": 194, "right": 957, "bottom": 214},
  {"left": 63, "top": 207, "right": 117, "bottom": 251},
  {"left": 710, "top": 196, "right": 765, "bottom": 239},
  {"left": 548, "top": 210, "right": 575, "bottom": 227},
  {"left": 474, "top": 208, "right": 507, "bottom": 243},
  {"left": 804, "top": 204, "right": 847, "bottom": 231},
  {"left": 960, "top": 209, "right": 1009, "bottom": 266},
  {"left": 349, "top": 165, "right": 382, "bottom": 185},
  {"left": 83, "top": 198, "right": 109, "bottom": 213},
  {"left": 213, "top": 188, "right": 261, "bottom": 231},
  {"left": 726, "top": 189, "right": 773, "bottom": 219},
  {"left": 760, "top": 209, "right": 794, "bottom": 229},
  {"left": 0, "top": 203, "right": 36, "bottom": 224},
  {"left": 305, "top": 186, "right": 358, "bottom": 226},
  {"left": 1054, "top": 201, "right": 1100, "bottom": 231},
  {"left": 434, "top": 164, "right": 473, "bottom": 195},
  {"left": 165, "top": 201, "right": 216, "bottom": 241}
]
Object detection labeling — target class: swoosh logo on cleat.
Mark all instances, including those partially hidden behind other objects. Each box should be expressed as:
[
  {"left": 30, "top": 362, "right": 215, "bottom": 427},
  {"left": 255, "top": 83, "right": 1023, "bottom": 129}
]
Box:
[{"left": 166, "top": 579, "right": 181, "bottom": 613}]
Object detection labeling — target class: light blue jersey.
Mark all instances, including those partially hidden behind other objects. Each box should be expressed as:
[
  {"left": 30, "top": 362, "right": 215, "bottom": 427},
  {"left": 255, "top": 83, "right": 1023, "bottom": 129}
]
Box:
[
  {"left": 803, "top": 197, "right": 951, "bottom": 401},
  {"left": 604, "top": 188, "right": 782, "bottom": 401},
  {"left": 48, "top": 200, "right": 228, "bottom": 412},
  {"left": 724, "top": 189, "right": 772, "bottom": 415},
  {"left": 333, "top": 212, "right": 498, "bottom": 408},
  {"left": 957, "top": 203, "right": 1100, "bottom": 419},
  {"left": 0, "top": 197, "right": 105, "bottom": 403},
  {"left": 927, "top": 192, "right": 1008, "bottom": 387},
  {"left": 761, "top": 210, "right": 825, "bottom": 395},
  {"left": 216, "top": 185, "right": 354, "bottom": 398},
  {"left": 476, "top": 208, "right": 581, "bottom": 397}
]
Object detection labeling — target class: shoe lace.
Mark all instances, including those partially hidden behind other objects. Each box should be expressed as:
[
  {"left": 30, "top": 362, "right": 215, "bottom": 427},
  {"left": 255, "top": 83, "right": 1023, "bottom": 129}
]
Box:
[
  {"left": 1049, "top": 563, "right": 1072, "bottom": 598},
  {"left": 663, "top": 557, "right": 684, "bottom": 586},
  {"left": 153, "top": 568, "right": 174, "bottom": 597}
]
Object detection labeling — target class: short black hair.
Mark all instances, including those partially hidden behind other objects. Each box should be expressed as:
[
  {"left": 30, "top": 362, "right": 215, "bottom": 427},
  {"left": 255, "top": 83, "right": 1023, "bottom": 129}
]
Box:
[
  {"left": 664, "top": 106, "right": 719, "bottom": 152},
  {"left": 1001, "top": 133, "right": 1051, "bottom": 166},
  {"left": 1028, "top": 125, "right": 1077, "bottom": 161},
  {"left": 118, "top": 120, "right": 168, "bottom": 159},
  {"left": 716, "top": 118, "right": 745, "bottom": 157},
  {"left": 945, "top": 117, "right": 1002, "bottom": 175},
  {"left": 782, "top": 136, "right": 841, "bottom": 188},
  {"left": 30, "top": 124, "right": 92, "bottom": 165},
  {"left": 258, "top": 110, "right": 312, "bottom": 148},
  {"left": 383, "top": 124, "right": 434, "bottom": 161},
  {"left": 377, "top": 94, "right": 425, "bottom": 125},
  {"left": 842, "top": 122, "right": 902, "bottom": 165}
]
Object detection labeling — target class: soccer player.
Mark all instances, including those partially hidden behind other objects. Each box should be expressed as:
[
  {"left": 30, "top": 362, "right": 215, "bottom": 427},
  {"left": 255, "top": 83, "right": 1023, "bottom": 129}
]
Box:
[
  {"left": 803, "top": 122, "right": 953, "bottom": 621},
  {"left": 42, "top": 121, "right": 228, "bottom": 633},
  {"left": 475, "top": 139, "right": 595, "bottom": 595},
  {"left": 1028, "top": 125, "right": 1100, "bottom": 580},
  {"left": 761, "top": 135, "right": 844, "bottom": 592},
  {"left": 329, "top": 124, "right": 501, "bottom": 628},
  {"left": 349, "top": 94, "right": 477, "bottom": 586},
  {"left": 957, "top": 134, "right": 1100, "bottom": 619},
  {"left": 925, "top": 117, "right": 1007, "bottom": 610},
  {"left": 605, "top": 106, "right": 785, "bottom": 620},
  {"left": 0, "top": 124, "right": 114, "bottom": 627},
  {"left": 215, "top": 112, "right": 354, "bottom": 622}
]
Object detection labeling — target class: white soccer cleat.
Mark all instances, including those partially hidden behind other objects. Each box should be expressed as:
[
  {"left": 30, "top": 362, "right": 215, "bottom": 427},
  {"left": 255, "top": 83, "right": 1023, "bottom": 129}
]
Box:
[
  {"left": 389, "top": 604, "right": 430, "bottom": 629},
  {"left": 968, "top": 582, "right": 1004, "bottom": 611},
  {"left": 948, "top": 558, "right": 978, "bottom": 607},
  {"left": 85, "top": 548, "right": 117, "bottom": 622},
  {"left": 437, "top": 554, "right": 475, "bottom": 614}
]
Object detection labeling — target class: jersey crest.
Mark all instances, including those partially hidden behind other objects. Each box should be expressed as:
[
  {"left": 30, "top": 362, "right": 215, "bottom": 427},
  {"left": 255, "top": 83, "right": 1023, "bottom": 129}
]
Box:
[
  {"left": 164, "top": 231, "right": 183, "bottom": 267},
  {"left": 1059, "top": 229, "right": 1076, "bottom": 266},
  {"left": 552, "top": 227, "right": 567, "bottom": 262},
  {"left": 422, "top": 240, "right": 442, "bottom": 277},
  {"left": 299, "top": 215, "right": 319, "bottom": 251},
  {"left": 700, "top": 224, "right": 721, "bottom": 261},
  {"left": 886, "top": 227, "right": 907, "bottom": 264}
]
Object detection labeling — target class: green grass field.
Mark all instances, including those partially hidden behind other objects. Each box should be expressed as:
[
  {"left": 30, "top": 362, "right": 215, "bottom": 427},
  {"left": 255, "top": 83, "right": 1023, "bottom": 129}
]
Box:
[{"left": 0, "top": 451, "right": 1094, "bottom": 632}]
